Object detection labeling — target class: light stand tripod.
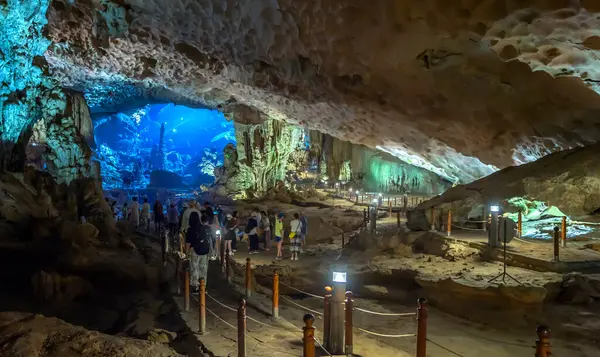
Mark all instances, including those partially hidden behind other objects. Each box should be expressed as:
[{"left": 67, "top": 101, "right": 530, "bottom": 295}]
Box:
[{"left": 489, "top": 218, "right": 520, "bottom": 285}]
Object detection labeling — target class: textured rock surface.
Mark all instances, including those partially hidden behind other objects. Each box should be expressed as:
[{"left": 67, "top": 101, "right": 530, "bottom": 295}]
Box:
[
  {"left": 407, "top": 142, "right": 600, "bottom": 231},
  {"left": 0, "top": 312, "right": 181, "bottom": 357},
  {"left": 41, "top": 0, "right": 600, "bottom": 184}
]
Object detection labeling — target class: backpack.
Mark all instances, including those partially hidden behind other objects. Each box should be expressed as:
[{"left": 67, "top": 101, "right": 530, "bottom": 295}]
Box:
[{"left": 193, "top": 226, "right": 211, "bottom": 255}]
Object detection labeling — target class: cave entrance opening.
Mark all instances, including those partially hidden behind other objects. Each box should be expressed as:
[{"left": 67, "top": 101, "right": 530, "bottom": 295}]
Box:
[{"left": 93, "top": 103, "right": 235, "bottom": 191}]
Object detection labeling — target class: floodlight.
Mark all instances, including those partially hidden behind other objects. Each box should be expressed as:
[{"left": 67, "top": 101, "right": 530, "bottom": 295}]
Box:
[
  {"left": 332, "top": 271, "right": 347, "bottom": 283},
  {"left": 490, "top": 205, "right": 499, "bottom": 213}
]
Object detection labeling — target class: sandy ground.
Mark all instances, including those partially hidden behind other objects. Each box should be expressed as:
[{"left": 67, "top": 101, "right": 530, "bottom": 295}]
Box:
[
  {"left": 171, "top": 238, "right": 600, "bottom": 357},
  {"left": 167, "top": 191, "right": 600, "bottom": 357}
]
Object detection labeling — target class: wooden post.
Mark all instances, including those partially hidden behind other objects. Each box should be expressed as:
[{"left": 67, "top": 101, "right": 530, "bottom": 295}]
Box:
[
  {"left": 535, "top": 325, "right": 551, "bottom": 357},
  {"left": 430, "top": 207, "right": 435, "bottom": 231},
  {"left": 226, "top": 250, "right": 231, "bottom": 284},
  {"left": 323, "top": 286, "right": 332, "bottom": 350},
  {"left": 447, "top": 210, "right": 452, "bottom": 238},
  {"left": 245, "top": 258, "right": 252, "bottom": 298},
  {"left": 397, "top": 210, "right": 400, "bottom": 229},
  {"left": 175, "top": 256, "right": 181, "bottom": 295},
  {"left": 561, "top": 216, "right": 567, "bottom": 248},
  {"left": 184, "top": 269, "right": 190, "bottom": 312},
  {"left": 363, "top": 209, "right": 367, "bottom": 224},
  {"left": 394, "top": 197, "right": 397, "bottom": 206},
  {"left": 303, "top": 314, "right": 316, "bottom": 357},
  {"left": 272, "top": 270, "right": 279, "bottom": 319},
  {"left": 517, "top": 211, "right": 522, "bottom": 238},
  {"left": 482, "top": 206, "right": 486, "bottom": 232},
  {"left": 342, "top": 233, "right": 345, "bottom": 248},
  {"left": 416, "top": 298, "right": 428, "bottom": 357},
  {"left": 388, "top": 200, "right": 392, "bottom": 217},
  {"left": 553, "top": 227, "right": 560, "bottom": 262},
  {"left": 238, "top": 299, "right": 247, "bottom": 357},
  {"left": 199, "top": 278, "right": 206, "bottom": 334},
  {"left": 220, "top": 239, "right": 226, "bottom": 272},
  {"left": 345, "top": 291, "right": 354, "bottom": 355}
]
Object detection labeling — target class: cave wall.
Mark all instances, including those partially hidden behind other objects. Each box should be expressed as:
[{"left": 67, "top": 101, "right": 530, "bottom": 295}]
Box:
[
  {"left": 0, "top": 0, "right": 64, "bottom": 172},
  {"left": 310, "top": 131, "right": 452, "bottom": 195}
]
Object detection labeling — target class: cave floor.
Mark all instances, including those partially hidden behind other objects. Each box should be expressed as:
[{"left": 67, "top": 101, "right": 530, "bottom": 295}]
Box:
[{"left": 170, "top": 236, "right": 600, "bottom": 357}]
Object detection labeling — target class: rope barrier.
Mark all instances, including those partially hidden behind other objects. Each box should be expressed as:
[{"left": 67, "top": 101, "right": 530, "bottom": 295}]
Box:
[
  {"left": 279, "top": 282, "right": 325, "bottom": 299},
  {"left": 357, "top": 327, "right": 416, "bottom": 338},
  {"left": 280, "top": 295, "right": 324, "bottom": 316},
  {"left": 206, "top": 292, "right": 237, "bottom": 312},
  {"left": 427, "top": 337, "right": 465, "bottom": 357},
  {"left": 451, "top": 223, "right": 485, "bottom": 231},
  {"left": 205, "top": 305, "right": 237, "bottom": 330},
  {"left": 354, "top": 306, "right": 416, "bottom": 317},
  {"left": 206, "top": 292, "right": 278, "bottom": 328},
  {"left": 314, "top": 337, "right": 332, "bottom": 356}
]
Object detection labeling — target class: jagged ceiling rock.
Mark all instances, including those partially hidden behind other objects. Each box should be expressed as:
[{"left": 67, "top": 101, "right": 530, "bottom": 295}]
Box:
[{"left": 42, "top": 0, "right": 600, "bottom": 183}]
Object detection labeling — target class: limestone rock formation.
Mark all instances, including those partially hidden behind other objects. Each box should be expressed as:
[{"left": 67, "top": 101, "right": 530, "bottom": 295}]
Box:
[
  {"left": 407, "top": 143, "right": 600, "bottom": 231},
  {"left": 309, "top": 131, "right": 452, "bottom": 194},
  {"left": 31, "top": 270, "right": 95, "bottom": 302},
  {"left": 35, "top": 0, "right": 600, "bottom": 185},
  {"left": 0, "top": 312, "right": 182, "bottom": 357}
]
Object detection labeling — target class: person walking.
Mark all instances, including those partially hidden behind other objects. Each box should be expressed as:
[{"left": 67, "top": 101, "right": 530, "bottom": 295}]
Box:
[
  {"left": 153, "top": 199, "right": 164, "bottom": 236},
  {"left": 275, "top": 212, "right": 284, "bottom": 260},
  {"left": 129, "top": 197, "right": 140, "bottom": 230},
  {"left": 261, "top": 210, "right": 271, "bottom": 251},
  {"left": 122, "top": 202, "right": 129, "bottom": 222},
  {"left": 141, "top": 198, "right": 151, "bottom": 232},
  {"left": 186, "top": 212, "right": 212, "bottom": 292},
  {"left": 224, "top": 213, "right": 237, "bottom": 255},
  {"left": 299, "top": 212, "right": 308, "bottom": 251},
  {"left": 231, "top": 211, "right": 239, "bottom": 252},
  {"left": 246, "top": 212, "right": 260, "bottom": 254},
  {"left": 289, "top": 213, "right": 302, "bottom": 261},
  {"left": 167, "top": 203, "right": 179, "bottom": 237}
]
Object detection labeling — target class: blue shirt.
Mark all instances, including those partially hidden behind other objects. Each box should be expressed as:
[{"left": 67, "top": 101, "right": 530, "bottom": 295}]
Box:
[{"left": 300, "top": 216, "right": 308, "bottom": 234}]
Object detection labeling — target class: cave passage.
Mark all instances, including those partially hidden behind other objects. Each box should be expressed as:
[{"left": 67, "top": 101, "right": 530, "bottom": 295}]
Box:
[{"left": 93, "top": 104, "right": 235, "bottom": 190}]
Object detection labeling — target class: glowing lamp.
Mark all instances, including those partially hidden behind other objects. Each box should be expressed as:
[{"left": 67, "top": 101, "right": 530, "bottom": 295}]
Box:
[
  {"left": 355, "top": 190, "right": 359, "bottom": 194},
  {"left": 378, "top": 193, "right": 382, "bottom": 197},
  {"left": 216, "top": 230, "right": 221, "bottom": 235},
  {"left": 490, "top": 205, "right": 499, "bottom": 213},
  {"left": 372, "top": 198, "right": 378, "bottom": 203},
  {"left": 332, "top": 271, "right": 347, "bottom": 283}
]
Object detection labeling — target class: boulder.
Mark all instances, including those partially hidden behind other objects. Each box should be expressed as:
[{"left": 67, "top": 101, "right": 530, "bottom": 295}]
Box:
[
  {"left": 556, "top": 273, "right": 600, "bottom": 305},
  {"left": 147, "top": 328, "right": 178, "bottom": 344},
  {"left": 0, "top": 312, "right": 183, "bottom": 357},
  {"left": 31, "top": 270, "right": 94, "bottom": 302}
]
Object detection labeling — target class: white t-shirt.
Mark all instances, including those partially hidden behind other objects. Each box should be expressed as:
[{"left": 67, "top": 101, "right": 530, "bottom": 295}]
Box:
[
  {"left": 290, "top": 219, "right": 302, "bottom": 235},
  {"left": 141, "top": 202, "right": 151, "bottom": 217},
  {"left": 263, "top": 216, "right": 271, "bottom": 231}
]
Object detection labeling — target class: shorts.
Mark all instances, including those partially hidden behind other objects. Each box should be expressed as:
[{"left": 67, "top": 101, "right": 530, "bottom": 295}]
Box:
[
  {"left": 275, "top": 236, "right": 282, "bottom": 243},
  {"left": 290, "top": 237, "right": 302, "bottom": 252}
]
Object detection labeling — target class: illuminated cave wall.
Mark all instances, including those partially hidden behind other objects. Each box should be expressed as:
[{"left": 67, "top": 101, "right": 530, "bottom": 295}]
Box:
[
  {"left": 94, "top": 104, "right": 235, "bottom": 189},
  {"left": 0, "top": 0, "right": 65, "bottom": 171},
  {"left": 310, "top": 131, "right": 452, "bottom": 195}
]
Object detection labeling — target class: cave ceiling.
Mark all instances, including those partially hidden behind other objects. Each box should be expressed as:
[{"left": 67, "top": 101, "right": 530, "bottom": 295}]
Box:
[{"left": 43, "top": 0, "right": 600, "bottom": 183}]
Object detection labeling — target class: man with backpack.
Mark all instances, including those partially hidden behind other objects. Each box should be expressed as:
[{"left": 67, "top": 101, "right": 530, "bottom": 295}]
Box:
[{"left": 186, "top": 212, "right": 213, "bottom": 292}]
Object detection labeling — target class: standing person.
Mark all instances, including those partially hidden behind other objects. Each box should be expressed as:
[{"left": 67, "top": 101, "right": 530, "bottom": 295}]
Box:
[
  {"left": 274, "top": 212, "right": 284, "bottom": 260},
  {"left": 245, "top": 212, "right": 259, "bottom": 254},
  {"left": 231, "top": 211, "right": 239, "bottom": 252},
  {"left": 141, "top": 198, "right": 151, "bottom": 232},
  {"left": 167, "top": 203, "right": 179, "bottom": 236},
  {"left": 299, "top": 212, "right": 308, "bottom": 251},
  {"left": 215, "top": 205, "right": 224, "bottom": 226},
  {"left": 186, "top": 212, "right": 212, "bottom": 292},
  {"left": 261, "top": 211, "right": 271, "bottom": 251},
  {"left": 289, "top": 213, "right": 302, "bottom": 261},
  {"left": 204, "top": 202, "right": 215, "bottom": 225},
  {"left": 123, "top": 202, "right": 129, "bottom": 221},
  {"left": 224, "top": 213, "right": 237, "bottom": 255},
  {"left": 129, "top": 197, "right": 140, "bottom": 230},
  {"left": 111, "top": 201, "right": 118, "bottom": 220},
  {"left": 181, "top": 201, "right": 201, "bottom": 235},
  {"left": 154, "top": 199, "right": 164, "bottom": 235}
]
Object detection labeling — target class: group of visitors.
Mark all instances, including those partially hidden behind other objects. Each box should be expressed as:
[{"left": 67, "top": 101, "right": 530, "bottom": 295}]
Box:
[{"left": 244, "top": 210, "right": 308, "bottom": 261}]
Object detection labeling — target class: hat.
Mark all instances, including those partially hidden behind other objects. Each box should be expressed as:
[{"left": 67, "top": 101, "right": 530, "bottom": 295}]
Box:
[
  {"left": 278, "top": 212, "right": 284, "bottom": 218},
  {"left": 251, "top": 212, "right": 258, "bottom": 217},
  {"left": 226, "top": 213, "right": 232, "bottom": 219}
]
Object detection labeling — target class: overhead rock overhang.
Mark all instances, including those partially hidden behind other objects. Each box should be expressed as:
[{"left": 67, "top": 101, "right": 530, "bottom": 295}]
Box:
[{"left": 40, "top": 0, "right": 600, "bottom": 183}]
